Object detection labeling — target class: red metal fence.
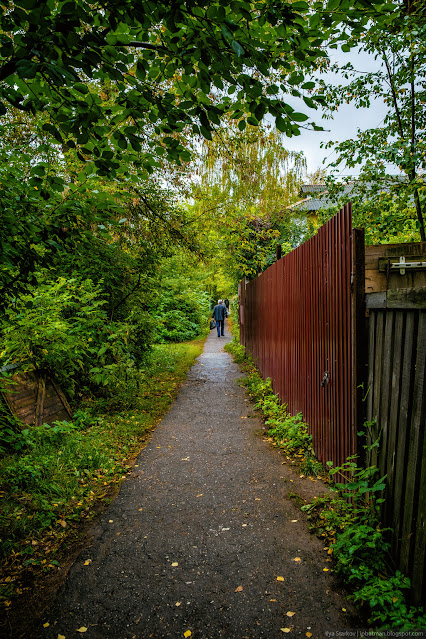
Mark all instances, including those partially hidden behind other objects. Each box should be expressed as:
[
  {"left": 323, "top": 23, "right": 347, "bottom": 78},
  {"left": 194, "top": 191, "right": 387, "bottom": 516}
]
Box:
[{"left": 239, "top": 204, "right": 365, "bottom": 469}]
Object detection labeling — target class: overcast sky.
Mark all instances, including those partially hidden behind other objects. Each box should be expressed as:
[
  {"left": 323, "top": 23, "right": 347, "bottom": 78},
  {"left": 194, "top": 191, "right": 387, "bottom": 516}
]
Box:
[{"left": 283, "top": 48, "right": 389, "bottom": 179}]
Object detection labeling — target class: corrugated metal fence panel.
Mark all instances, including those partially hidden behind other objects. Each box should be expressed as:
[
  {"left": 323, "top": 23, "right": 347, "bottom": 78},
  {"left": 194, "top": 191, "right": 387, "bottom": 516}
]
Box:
[{"left": 240, "top": 205, "right": 360, "bottom": 469}]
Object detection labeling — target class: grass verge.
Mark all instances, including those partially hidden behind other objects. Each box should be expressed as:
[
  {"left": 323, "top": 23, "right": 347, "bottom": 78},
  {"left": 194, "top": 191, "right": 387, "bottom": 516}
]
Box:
[{"left": 0, "top": 339, "right": 204, "bottom": 611}]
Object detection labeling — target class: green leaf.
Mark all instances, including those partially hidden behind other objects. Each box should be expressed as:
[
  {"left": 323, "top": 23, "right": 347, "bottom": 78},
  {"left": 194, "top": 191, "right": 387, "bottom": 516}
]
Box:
[
  {"left": 200, "top": 125, "right": 212, "bottom": 141},
  {"left": 73, "top": 83, "right": 89, "bottom": 95},
  {"left": 290, "top": 112, "right": 308, "bottom": 122},
  {"left": 231, "top": 40, "right": 245, "bottom": 57}
]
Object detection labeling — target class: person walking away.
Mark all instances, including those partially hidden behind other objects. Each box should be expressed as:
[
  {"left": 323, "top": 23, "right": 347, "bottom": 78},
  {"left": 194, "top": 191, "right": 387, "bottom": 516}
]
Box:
[
  {"left": 220, "top": 300, "right": 228, "bottom": 336},
  {"left": 212, "top": 299, "right": 226, "bottom": 337}
]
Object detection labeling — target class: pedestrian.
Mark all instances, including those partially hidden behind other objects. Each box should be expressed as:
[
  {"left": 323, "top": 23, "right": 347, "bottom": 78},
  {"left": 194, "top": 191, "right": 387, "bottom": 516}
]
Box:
[{"left": 212, "top": 299, "right": 227, "bottom": 337}]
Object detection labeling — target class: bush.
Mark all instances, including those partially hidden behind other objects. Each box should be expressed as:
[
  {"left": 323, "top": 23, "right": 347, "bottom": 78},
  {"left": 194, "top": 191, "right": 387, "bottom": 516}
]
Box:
[
  {"left": 302, "top": 451, "right": 426, "bottom": 630},
  {"left": 0, "top": 275, "right": 108, "bottom": 395}
]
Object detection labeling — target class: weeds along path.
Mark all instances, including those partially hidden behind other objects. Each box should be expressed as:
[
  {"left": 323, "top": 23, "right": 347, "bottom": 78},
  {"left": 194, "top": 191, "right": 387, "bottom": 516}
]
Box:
[{"left": 31, "top": 325, "right": 360, "bottom": 639}]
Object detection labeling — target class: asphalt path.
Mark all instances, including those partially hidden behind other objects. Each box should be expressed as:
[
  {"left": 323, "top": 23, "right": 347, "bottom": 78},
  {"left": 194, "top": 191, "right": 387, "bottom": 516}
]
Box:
[{"left": 32, "top": 324, "right": 360, "bottom": 639}]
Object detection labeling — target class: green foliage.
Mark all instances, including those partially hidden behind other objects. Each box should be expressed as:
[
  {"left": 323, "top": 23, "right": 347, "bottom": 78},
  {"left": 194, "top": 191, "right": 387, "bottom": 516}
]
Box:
[
  {"left": 224, "top": 337, "right": 247, "bottom": 364},
  {"left": 320, "top": 9, "right": 426, "bottom": 240},
  {"left": 189, "top": 121, "right": 307, "bottom": 285},
  {"left": 1, "top": 276, "right": 108, "bottom": 395},
  {"left": 302, "top": 447, "right": 426, "bottom": 630},
  {"left": 152, "top": 253, "right": 211, "bottom": 343},
  {"left": 0, "top": 0, "right": 341, "bottom": 177},
  {"left": 0, "top": 392, "right": 24, "bottom": 456},
  {"left": 353, "top": 573, "right": 426, "bottom": 630},
  {"left": 0, "top": 339, "right": 203, "bottom": 603}
]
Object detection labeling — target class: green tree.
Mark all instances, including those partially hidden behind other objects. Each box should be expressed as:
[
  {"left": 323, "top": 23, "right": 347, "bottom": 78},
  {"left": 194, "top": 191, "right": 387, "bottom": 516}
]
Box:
[
  {"left": 0, "top": 0, "right": 331, "bottom": 174},
  {"left": 189, "top": 121, "right": 307, "bottom": 283},
  {"left": 320, "top": 5, "right": 426, "bottom": 240}
]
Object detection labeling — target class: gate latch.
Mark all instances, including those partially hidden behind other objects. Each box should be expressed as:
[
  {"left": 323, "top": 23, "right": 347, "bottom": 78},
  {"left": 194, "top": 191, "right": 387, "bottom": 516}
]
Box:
[
  {"left": 391, "top": 255, "right": 426, "bottom": 275},
  {"left": 321, "top": 371, "right": 329, "bottom": 388}
]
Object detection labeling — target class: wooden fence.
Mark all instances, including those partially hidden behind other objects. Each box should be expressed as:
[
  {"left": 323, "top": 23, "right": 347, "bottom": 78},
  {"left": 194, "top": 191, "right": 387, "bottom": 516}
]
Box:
[{"left": 365, "top": 287, "right": 426, "bottom": 606}]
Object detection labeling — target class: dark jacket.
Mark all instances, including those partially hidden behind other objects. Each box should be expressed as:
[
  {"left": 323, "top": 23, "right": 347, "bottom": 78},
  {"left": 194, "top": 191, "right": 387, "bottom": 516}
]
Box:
[{"left": 212, "top": 304, "right": 226, "bottom": 322}]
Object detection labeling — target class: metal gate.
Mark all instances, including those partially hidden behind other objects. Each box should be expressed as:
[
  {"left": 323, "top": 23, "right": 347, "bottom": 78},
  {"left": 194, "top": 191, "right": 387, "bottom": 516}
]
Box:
[{"left": 239, "top": 204, "right": 365, "bottom": 468}]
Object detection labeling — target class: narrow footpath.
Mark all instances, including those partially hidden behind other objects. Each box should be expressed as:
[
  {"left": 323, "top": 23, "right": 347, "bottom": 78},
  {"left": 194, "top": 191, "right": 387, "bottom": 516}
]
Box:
[{"left": 32, "top": 326, "right": 360, "bottom": 639}]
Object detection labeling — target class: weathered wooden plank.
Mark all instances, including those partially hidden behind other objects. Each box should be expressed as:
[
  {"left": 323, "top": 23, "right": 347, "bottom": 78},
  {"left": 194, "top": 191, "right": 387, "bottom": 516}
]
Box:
[
  {"left": 392, "top": 312, "right": 416, "bottom": 560},
  {"left": 43, "top": 393, "right": 63, "bottom": 410},
  {"left": 5, "top": 386, "right": 38, "bottom": 402},
  {"left": 408, "top": 312, "right": 426, "bottom": 605},
  {"left": 35, "top": 376, "right": 46, "bottom": 428},
  {"left": 12, "top": 394, "right": 39, "bottom": 410},
  {"left": 412, "top": 415, "right": 426, "bottom": 606},
  {"left": 384, "top": 311, "right": 404, "bottom": 527},
  {"left": 400, "top": 312, "right": 426, "bottom": 575},
  {"left": 387, "top": 286, "right": 426, "bottom": 309},
  {"left": 50, "top": 378, "right": 72, "bottom": 418},
  {"left": 42, "top": 403, "right": 70, "bottom": 421},
  {"left": 366, "top": 287, "right": 426, "bottom": 310},
  {"left": 371, "top": 312, "right": 385, "bottom": 470},
  {"left": 18, "top": 405, "right": 36, "bottom": 424},
  {"left": 365, "top": 292, "right": 387, "bottom": 309},
  {"left": 365, "top": 242, "right": 426, "bottom": 267},
  {"left": 378, "top": 312, "right": 394, "bottom": 479},
  {"left": 365, "top": 311, "right": 377, "bottom": 468}
]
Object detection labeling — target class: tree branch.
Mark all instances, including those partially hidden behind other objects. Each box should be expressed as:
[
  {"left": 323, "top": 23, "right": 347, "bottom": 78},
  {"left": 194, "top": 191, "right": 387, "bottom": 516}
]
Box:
[
  {"left": 109, "top": 272, "right": 142, "bottom": 320},
  {"left": 382, "top": 51, "right": 405, "bottom": 140}
]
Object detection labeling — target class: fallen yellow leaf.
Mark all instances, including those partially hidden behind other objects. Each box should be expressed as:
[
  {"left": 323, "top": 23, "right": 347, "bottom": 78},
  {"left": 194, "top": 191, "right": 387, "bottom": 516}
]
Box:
[
  {"left": 291, "top": 520, "right": 298, "bottom": 523},
  {"left": 306, "top": 633, "right": 313, "bottom": 637},
  {"left": 342, "top": 608, "right": 347, "bottom": 612},
  {"left": 270, "top": 598, "right": 277, "bottom": 602},
  {"left": 281, "top": 629, "right": 292, "bottom": 633},
  {"left": 293, "top": 557, "right": 301, "bottom": 562},
  {"left": 43, "top": 623, "right": 50, "bottom": 628},
  {"left": 58, "top": 635, "right": 66, "bottom": 639},
  {"left": 234, "top": 585, "right": 243, "bottom": 592},
  {"left": 76, "top": 629, "right": 88, "bottom": 633},
  {"left": 83, "top": 560, "right": 91, "bottom": 566},
  {"left": 184, "top": 631, "right": 192, "bottom": 638},
  {"left": 286, "top": 611, "right": 296, "bottom": 617},
  {"left": 276, "top": 576, "right": 285, "bottom": 581},
  {"left": 196, "top": 494, "right": 203, "bottom": 498},
  {"left": 175, "top": 602, "right": 181, "bottom": 607},
  {"left": 171, "top": 562, "right": 178, "bottom": 567},
  {"left": 323, "top": 568, "right": 329, "bottom": 572}
]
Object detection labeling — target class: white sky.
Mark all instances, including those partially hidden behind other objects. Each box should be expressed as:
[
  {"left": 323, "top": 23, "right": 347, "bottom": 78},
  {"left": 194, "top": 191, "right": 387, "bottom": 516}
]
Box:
[{"left": 282, "top": 48, "right": 389, "bottom": 179}]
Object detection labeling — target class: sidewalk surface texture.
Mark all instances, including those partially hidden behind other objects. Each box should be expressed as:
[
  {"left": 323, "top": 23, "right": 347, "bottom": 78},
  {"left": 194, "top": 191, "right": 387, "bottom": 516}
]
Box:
[{"left": 31, "top": 325, "right": 360, "bottom": 639}]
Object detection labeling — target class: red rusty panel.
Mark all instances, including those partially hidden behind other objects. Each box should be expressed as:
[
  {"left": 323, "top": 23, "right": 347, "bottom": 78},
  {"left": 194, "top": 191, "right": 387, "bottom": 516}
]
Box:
[{"left": 239, "top": 204, "right": 362, "bottom": 468}]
